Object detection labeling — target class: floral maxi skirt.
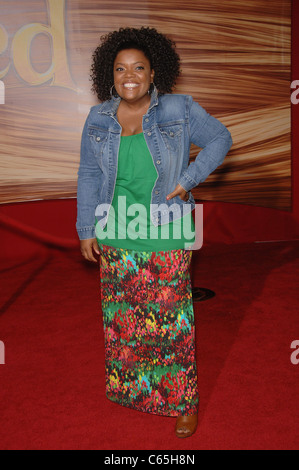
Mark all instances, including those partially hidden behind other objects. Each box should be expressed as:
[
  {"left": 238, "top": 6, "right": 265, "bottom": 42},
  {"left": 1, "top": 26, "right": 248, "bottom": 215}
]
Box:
[{"left": 99, "top": 244, "right": 199, "bottom": 416}]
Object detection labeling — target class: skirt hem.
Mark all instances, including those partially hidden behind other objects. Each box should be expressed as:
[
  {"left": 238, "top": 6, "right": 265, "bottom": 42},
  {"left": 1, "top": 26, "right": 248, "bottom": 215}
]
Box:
[{"left": 106, "top": 394, "right": 199, "bottom": 418}]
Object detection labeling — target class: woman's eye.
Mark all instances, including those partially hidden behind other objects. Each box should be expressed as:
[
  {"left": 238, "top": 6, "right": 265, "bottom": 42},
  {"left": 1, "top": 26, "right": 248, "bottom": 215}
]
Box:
[{"left": 115, "top": 66, "right": 144, "bottom": 72}]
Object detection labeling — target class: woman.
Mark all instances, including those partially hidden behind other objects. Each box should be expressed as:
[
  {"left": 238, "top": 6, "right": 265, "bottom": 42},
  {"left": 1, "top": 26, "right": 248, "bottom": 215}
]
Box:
[{"left": 76, "top": 27, "right": 232, "bottom": 438}]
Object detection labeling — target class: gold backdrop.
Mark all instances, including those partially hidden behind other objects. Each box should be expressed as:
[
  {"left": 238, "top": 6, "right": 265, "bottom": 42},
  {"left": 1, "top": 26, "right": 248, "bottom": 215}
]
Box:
[{"left": 0, "top": 0, "right": 291, "bottom": 209}]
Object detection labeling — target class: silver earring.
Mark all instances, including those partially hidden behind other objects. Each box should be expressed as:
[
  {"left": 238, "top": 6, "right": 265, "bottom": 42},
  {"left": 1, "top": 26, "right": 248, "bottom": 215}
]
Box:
[
  {"left": 148, "top": 83, "right": 157, "bottom": 95},
  {"left": 110, "top": 84, "right": 119, "bottom": 99}
]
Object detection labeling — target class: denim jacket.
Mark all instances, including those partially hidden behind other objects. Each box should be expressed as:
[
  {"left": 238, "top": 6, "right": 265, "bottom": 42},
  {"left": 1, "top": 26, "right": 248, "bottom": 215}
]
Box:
[{"left": 76, "top": 89, "right": 232, "bottom": 240}]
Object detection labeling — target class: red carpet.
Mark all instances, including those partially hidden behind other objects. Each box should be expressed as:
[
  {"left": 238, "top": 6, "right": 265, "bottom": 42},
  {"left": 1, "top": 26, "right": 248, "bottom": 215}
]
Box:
[{"left": 0, "top": 241, "right": 298, "bottom": 450}]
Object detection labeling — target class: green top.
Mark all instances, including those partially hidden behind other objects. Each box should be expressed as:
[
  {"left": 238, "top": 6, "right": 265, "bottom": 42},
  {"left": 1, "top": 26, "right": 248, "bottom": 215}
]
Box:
[{"left": 95, "top": 132, "right": 195, "bottom": 251}]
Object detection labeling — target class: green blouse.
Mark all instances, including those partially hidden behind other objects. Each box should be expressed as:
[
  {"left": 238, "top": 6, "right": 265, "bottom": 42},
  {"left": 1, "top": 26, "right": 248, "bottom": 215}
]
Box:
[{"left": 95, "top": 132, "right": 195, "bottom": 251}]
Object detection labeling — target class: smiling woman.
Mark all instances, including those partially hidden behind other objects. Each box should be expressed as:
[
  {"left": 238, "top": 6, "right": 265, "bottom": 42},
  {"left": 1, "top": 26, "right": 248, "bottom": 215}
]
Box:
[
  {"left": 90, "top": 27, "right": 181, "bottom": 101},
  {"left": 76, "top": 26, "right": 232, "bottom": 439},
  {"left": 113, "top": 48, "right": 155, "bottom": 135}
]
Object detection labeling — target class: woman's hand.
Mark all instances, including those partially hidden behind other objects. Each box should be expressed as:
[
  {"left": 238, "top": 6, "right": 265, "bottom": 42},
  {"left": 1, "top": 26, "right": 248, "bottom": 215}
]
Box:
[
  {"left": 80, "top": 238, "right": 100, "bottom": 263},
  {"left": 166, "top": 184, "right": 189, "bottom": 202}
]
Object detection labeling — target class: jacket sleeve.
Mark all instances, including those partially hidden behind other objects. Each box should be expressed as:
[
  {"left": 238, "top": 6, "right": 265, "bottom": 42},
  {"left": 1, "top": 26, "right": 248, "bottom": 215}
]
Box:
[
  {"left": 76, "top": 112, "right": 101, "bottom": 240},
  {"left": 178, "top": 97, "right": 233, "bottom": 192}
]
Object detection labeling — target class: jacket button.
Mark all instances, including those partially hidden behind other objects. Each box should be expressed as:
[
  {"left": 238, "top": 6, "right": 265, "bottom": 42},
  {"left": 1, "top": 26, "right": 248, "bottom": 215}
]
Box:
[
  {"left": 147, "top": 131, "right": 152, "bottom": 136},
  {"left": 155, "top": 190, "right": 159, "bottom": 195},
  {"left": 96, "top": 137, "right": 101, "bottom": 141},
  {"left": 145, "top": 118, "right": 149, "bottom": 122},
  {"left": 156, "top": 160, "right": 161, "bottom": 165},
  {"left": 169, "top": 131, "right": 174, "bottom": 136}
]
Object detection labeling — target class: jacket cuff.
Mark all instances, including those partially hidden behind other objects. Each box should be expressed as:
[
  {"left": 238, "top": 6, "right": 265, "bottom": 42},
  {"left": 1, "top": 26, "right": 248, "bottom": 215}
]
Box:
[
  {"left": 178, "top": 173, "right": 197, "bottom": 193},
  {"left": 76, "top": 226, "right": 96, "bottom": 240}
]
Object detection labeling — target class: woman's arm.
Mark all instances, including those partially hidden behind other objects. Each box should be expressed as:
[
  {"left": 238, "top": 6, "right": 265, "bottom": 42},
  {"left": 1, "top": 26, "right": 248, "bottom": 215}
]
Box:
[
  {"left": 178, "top": 98, "right": 233, "bottom": 192},
  {"left": 76, "top": 113, "right": 102, "bottom": 242}
]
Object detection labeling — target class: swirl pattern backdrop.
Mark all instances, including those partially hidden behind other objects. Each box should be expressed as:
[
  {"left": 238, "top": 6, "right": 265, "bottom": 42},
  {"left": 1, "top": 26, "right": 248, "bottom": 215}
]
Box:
[{"left": 0, "top": 0, "right": 291, "bottom": 209}]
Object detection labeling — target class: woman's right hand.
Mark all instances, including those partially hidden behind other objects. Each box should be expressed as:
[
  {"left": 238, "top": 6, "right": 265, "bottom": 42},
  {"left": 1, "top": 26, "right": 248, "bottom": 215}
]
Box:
[{"left": 80, "top": 238, "right": 100, "bottom": 263}]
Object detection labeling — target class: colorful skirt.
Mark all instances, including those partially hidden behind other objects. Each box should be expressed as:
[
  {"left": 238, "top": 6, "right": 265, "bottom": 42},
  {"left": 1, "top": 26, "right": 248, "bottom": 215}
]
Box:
[{"left": 99, "top": 244, "right": 199, "bottom": 416}]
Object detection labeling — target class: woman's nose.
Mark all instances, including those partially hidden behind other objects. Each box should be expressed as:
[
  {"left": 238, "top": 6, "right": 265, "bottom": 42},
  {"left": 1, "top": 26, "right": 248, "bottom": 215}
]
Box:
[{"left": 124, "top": 68, "right": 135, "bottom": 78}]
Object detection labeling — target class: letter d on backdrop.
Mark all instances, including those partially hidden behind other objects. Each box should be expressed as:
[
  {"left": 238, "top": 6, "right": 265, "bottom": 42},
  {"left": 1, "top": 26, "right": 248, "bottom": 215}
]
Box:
[{"left": 11, "top": 0, "right": 75, "bottom": 89}]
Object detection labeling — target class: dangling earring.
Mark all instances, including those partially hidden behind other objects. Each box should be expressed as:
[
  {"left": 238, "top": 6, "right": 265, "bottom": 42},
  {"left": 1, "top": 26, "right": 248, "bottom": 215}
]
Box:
[
  {"left": 148, "top": 82, "right": 157, "bottom": 95},
  {"left": 110, "top": 84, "right": 119, "bottom": 99}
]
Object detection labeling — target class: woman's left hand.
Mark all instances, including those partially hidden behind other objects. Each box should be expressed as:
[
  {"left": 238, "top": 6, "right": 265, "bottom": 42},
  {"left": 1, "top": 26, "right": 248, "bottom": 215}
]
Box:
[{"left": 166, "top": 184, "right": 189, "bottom": 202}]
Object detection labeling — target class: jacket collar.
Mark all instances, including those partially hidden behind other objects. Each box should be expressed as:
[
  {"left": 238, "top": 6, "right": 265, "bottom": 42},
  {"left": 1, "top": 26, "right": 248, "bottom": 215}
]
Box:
[{"left": 98, "top": 87, "right": 159, "bottom": 116}]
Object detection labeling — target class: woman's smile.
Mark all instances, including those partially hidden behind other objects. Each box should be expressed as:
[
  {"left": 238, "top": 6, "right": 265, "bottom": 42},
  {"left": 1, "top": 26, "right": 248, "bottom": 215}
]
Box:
[{"left": 123, "top": 83, "right": 140, "bottom": 89}]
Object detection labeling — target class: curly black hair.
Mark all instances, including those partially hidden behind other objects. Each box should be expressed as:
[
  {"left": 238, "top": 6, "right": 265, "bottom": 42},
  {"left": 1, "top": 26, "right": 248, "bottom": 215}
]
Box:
[{"left": 90, "top": 27, "right": 181, "bottom": 102}]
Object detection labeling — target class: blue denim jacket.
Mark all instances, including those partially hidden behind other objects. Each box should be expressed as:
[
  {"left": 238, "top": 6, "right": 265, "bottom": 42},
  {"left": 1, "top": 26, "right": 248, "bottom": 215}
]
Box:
[{"left": 76, "top": 89, "right": 232, "bottom": 240}]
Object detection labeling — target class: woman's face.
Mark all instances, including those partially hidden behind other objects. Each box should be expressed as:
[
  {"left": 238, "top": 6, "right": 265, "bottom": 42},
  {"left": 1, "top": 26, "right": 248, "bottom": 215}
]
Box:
[{"left": 113, "top": 48, "right": 154, "bottom": 105}]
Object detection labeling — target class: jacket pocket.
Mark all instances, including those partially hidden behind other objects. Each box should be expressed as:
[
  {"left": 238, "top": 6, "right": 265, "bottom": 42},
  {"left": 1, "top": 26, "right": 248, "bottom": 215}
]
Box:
[
  {"left": 88, "top": 127, "right": 109, "bottom": 170},
  {"left": 158, "top": 123, "right": 183, "bottom": 158}
]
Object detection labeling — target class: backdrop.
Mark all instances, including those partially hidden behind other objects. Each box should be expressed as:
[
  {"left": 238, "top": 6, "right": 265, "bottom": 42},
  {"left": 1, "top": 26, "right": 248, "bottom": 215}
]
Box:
[{"left": 0, "top": 0, "right": 291, "bottom": 210}]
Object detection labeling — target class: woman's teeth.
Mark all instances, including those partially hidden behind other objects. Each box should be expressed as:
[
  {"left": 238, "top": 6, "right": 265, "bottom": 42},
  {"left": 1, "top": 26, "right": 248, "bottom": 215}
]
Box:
[{"left": 124, "top": 83, "right": 138, "bottom": 88}]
